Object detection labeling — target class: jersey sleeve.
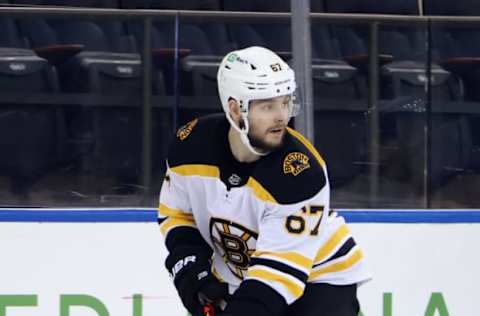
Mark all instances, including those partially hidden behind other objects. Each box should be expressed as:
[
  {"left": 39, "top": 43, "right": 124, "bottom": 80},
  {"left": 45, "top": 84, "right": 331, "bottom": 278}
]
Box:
[
  {"left": 244, "top": 182, "right": 330, "bottom": 305},
  {"left": 158, "top": 162, "right": 213, "bottom": 256},
  {"left": 223, "top": 179, "right": 332, "bottom": 316},
  {"left": 158, "top": 164, "right": 195, "bottom": 238},
  {"left": 243, "top": 183, "right": 365, "bottom": 307}
]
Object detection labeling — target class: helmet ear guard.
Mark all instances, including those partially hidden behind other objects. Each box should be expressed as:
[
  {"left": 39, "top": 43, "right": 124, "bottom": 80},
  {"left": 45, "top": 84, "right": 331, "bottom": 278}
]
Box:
[{"left": 217, "top": 46, "right": 298, "bottom": 155}]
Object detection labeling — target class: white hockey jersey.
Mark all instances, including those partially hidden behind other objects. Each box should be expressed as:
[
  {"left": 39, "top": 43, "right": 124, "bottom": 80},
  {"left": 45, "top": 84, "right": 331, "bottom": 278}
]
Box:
[{"left": 158, "top": 114, "right": 371, "bottom": 305}]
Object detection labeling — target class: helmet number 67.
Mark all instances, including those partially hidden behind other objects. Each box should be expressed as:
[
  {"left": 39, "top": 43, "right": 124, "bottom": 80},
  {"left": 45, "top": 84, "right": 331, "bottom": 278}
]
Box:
[{"left": 270, "top": 63, "right": 283, "bottom": 72}]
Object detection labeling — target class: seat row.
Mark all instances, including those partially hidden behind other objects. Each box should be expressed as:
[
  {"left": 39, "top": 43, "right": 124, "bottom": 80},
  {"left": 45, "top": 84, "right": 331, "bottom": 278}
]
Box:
[{"left": 0, "top": 0, "right": 479, "bottom": 204}]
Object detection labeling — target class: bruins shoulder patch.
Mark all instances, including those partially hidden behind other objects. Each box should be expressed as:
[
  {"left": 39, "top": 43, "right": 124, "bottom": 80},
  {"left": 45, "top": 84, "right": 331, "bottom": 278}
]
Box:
[
  {"left": 176, "top": 118, "right": 198, "bottom": 141},
  {"left": 283, "top": 152, "right": 310, "bottom": 176}
]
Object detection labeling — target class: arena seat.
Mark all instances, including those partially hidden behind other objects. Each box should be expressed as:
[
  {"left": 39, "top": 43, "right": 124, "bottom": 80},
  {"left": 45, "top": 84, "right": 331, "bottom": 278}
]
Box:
[
  {"left": 223, "top": 0, "right": 291, "bottom": 53},
  {"left": 323, "top": 0, "right": 473, "bottom": 192},
  {"left": 424, "top": 0, "right": 480, "bottom": 172},
  {"left": 124, "top": 0, "right": 232, "bottom": 126},
  {"left": 124, "top": 0, "right": 230, "bottom": 95},
  {"left": 12, "top": 0, "right": 156, "bottom": 192},
  {"left": 323, "top": 0, "right": 453, "bottom": 97},
  {"left": 0, "top": 16, "right": 64, "bottom": 197},
  {"left": 310, "top": 23, "right": 369, "bottom": 187},
  {"left": 424, "top": 0, "right": 480, "bottom": 101}
]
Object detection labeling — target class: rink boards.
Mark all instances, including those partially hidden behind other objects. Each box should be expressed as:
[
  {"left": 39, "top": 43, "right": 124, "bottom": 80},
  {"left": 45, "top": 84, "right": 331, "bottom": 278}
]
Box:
[{"left": 0, "top": 208, "right": 478, "bottom": 316}]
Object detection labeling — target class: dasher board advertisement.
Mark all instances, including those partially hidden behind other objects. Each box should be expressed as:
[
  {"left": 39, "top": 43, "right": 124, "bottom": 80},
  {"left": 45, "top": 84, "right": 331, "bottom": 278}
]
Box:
[{"left": 0, "top": 208, "right": 478, "bottom": 316}]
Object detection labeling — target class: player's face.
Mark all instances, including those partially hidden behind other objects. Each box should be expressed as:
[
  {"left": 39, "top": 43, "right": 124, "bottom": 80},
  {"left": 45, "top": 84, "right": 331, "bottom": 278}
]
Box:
[{"left": 247, "top": 95, "right": 291, "bottom": 151}]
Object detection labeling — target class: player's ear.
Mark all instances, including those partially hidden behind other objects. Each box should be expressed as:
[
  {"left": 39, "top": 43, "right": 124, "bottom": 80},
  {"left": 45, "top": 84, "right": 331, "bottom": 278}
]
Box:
[{"left": 228, "top": 98, "right": 240, "bottom": 120}]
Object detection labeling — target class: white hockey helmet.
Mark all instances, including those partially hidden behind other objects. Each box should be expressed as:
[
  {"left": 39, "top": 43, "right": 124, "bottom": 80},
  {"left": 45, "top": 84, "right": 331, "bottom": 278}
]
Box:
[{"left": 217, "top": 46, "right": 299, "bottom": 155}]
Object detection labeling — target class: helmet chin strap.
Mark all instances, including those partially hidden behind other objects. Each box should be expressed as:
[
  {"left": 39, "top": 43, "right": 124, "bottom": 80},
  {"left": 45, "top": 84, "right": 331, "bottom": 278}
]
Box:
[
  {"left": 240, "top": 131, "right": 268, "bottom": 157},
  {"left": 226, "top": 112, "right": 269, "bottom": 157}
]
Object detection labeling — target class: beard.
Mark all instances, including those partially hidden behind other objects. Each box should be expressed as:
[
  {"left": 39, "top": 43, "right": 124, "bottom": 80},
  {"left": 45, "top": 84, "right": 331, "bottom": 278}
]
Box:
[{"left": 248, "top": 129, "right": 285, "bottom": 152}]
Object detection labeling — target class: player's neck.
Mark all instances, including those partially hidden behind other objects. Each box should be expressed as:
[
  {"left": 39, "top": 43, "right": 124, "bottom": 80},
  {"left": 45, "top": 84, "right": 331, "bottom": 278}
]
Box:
[{"left": 228, "top": 127, "right": 262, "bottom": 163}]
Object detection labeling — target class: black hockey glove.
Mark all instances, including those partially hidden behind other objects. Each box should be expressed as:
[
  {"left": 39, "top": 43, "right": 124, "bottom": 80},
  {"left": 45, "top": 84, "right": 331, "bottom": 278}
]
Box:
[{"left": 165, "top": 247, "right": 228, "bottom": 315}]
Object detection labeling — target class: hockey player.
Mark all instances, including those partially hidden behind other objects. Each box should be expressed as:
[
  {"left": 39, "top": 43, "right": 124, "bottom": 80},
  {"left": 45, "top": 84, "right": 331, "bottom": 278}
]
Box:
[{"left": 158, "top": 46, "right": 371, "bottom": 316}]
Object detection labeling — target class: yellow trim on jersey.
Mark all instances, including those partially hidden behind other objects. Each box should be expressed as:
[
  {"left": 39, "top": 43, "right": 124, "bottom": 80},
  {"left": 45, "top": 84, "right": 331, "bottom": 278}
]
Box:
[
  {"left": 158, "top": 203, "right": 192, "bottom": 220},
  {"left": 248, "top": 267, "right": 304, "bottom": 299},
  {"left": 287, "top": 127, "right": 326, "bottom": 168},
  {"left": 170, "top": 164, "right": 220, "bottom": 178},
  {"left": 159, "top": 217, "right": 196, "bottom": 235},
  {"left": 158, "top": 203, "right": 196, "bottom": 236},
  {"left": 313, "top": 225, "right": 350, "bottom": 264},
  {"left": 253, "top": 251, "right": 313, "bottom": 270},
  {"left": 212, "top": 267, "right": 225, "bottom": 282},
  {"left": 246, "top": 177, "right": 277, "bottom": 203},
  {"left": 308, "top": 248, "right": 364, "bottom": 281}
]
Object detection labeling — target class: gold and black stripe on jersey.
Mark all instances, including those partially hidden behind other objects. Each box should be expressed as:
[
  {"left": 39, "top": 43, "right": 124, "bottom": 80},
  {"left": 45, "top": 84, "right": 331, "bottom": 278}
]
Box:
[
  {"left": 247, "top": 251, "right": 313, "bottom": 300},
  {"left": 309, "top": 225, "right": 364, "bottom": 281},
  {"left": 158, "top": 203, "right": 196, "bottom": 236},
  {"left": 158, "top": 203, "right": 212, "bottom": 254},
  {"left": 167, "top": 114, "right": 327, "bottom": 205}
]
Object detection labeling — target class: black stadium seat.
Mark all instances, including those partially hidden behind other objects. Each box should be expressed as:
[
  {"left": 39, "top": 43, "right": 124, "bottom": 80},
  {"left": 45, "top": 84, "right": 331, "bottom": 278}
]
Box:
[
  {"left": 0, "top": 16, "right": 63, "bottom": 197},
  {"left": 13, "top": 0, "right": 151, "bottom": 192},
  {"left": 425, "top": 0, "right": 480, "bottom": 101},
  {"left": 223, "top": 0, "right": 292, "bottom": 53},
  {"left": 425, "top": 0, "right": 480, "bottom": 173},
  {"left": 124, "top": 0, "right": 232, "bottom": 125},
  {"left": 310, "top": 23, "right": 368, "bottom": 187},
  {"left": 323, "top": 0, "right": 456, "bottom": 101},
  {"left": 323, "top": 0, "right": 473, "bottom": 193}
]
